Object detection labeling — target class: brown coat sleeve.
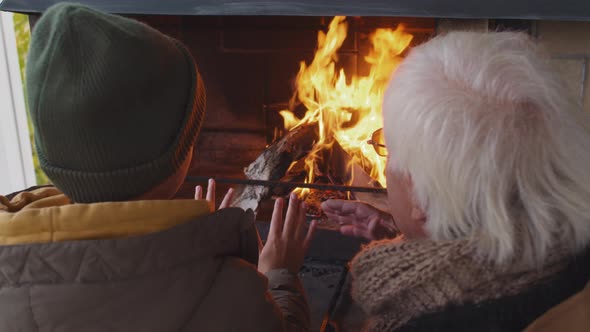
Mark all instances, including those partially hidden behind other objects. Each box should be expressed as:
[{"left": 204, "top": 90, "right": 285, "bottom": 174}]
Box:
[
  {"left": 182, "top": 258, "right": 291, "bottom": 332},
  {"left": 524, "top": 281, "right": 590, "bottom": 332},
  {"left": 235, "top": 213, "right": 311, "bottom": 331},
  {"left": 265, "top": 268, "right": 311, "bottom": 332},
  {"left": 227, "top": 211, "right": 311, "bottom": 331}
]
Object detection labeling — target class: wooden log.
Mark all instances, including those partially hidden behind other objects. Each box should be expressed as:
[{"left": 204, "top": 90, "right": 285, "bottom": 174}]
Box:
[{"left": 231, "top": 123, "right": 319, "bottom": 212}]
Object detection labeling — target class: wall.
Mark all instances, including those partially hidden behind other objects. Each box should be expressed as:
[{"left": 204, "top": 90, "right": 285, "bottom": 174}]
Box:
[
  {"left": 536, "top": 21, "right": 590, "bottom": 113},
  {"left": 0, "top": 12, "right": 36, "bottom": 194},
  {"left": 438, "top": 19, "right": 590, "bottom": 113}
]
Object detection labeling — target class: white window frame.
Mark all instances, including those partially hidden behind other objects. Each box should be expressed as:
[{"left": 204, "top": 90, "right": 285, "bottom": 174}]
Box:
[{"left": 0, "top": 12, "right": 36, "bottom": 194}]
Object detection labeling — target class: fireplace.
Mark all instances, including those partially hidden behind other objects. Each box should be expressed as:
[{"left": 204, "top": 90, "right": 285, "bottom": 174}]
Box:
[
  {"left": 148, "top": 16, "right": 437, "bottom": 208},
  {"left": 2, "top": 1, "right": 590, "bottom": 330}
]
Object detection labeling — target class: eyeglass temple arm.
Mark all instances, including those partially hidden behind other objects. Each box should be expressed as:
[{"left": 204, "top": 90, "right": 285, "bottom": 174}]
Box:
[{"left": 367, "top": 139, "right": 386, "bottom": 147}]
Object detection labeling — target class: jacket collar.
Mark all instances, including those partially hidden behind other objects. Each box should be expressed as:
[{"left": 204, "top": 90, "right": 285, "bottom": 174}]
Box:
[{"left": 0, "top": 186, "right": 212, "bottom": 245}]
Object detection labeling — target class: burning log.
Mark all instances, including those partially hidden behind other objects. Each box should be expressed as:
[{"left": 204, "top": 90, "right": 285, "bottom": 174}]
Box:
[{"left": 231, "top": 123, "right": 319, "bottom": 211}]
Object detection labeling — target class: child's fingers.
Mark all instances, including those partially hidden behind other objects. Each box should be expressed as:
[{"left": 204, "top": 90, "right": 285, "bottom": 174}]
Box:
[
  {"left": 218, "top": 188, "right": 234, "bottom": 209},
  {"left": 303, "top": 220, "right": 317, "bottom": 252},
  {"left": 194, "top": 185, "right": 203, "bottom": 200},
  {"left": 283, "top": 193, "right": 300, "bottom": 238},
  {"left": 294, "top": 202, "right": 307, "bottom": 240},
  {"left": 206, "top": 178, "right": 216, "bottom": 206},
  {"left": 269, "top": 198, "right": 285, "bottom": 238}
]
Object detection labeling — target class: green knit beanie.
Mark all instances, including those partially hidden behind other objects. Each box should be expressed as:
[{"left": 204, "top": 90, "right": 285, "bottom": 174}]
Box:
[{"left": 26, "top": 3, "right": 206, "bottom": 203}]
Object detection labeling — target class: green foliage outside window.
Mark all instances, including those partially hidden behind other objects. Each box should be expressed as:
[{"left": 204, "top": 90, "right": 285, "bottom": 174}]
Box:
[{"left": 13, "top": 13, "right": 50, "bottom": 185}]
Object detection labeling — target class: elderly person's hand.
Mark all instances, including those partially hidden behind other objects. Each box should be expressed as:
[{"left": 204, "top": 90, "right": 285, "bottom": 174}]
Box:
[
  {"left": 194, "top": 178, "right": 234, "bottom": 210},
  {"left": 258, "top": 193, "right": 317, "bottom": 274},
  {"left": 322, "top": 199, "right": 398, "bottom": 241}
]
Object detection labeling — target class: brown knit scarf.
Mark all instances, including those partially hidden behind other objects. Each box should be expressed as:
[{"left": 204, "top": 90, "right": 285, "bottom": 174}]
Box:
[{"left": 350, "top": 238, "right": 569, "bottom": 331}]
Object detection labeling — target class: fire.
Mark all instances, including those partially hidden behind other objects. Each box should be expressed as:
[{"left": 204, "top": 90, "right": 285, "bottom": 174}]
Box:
[{"left": 281, "top": 16, "right": 413, "bottom": 194}]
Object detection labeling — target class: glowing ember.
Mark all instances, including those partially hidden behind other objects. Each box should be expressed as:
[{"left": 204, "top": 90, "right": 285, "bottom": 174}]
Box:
[{"left": 280, "top": 16, "right": 413, "bottom": 195}]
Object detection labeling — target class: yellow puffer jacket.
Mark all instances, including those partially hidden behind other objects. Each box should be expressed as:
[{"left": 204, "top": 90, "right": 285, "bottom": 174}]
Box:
[{"left": 0, "top": 186, "right": 310, "bottom": 332}]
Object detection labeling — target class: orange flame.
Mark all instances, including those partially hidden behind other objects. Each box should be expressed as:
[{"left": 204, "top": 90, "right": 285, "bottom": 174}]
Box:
[{"left": 281, "top": 17, "right": 413, "bottom": 193}]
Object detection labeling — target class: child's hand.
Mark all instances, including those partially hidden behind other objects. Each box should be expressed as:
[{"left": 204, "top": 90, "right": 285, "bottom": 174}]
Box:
[
  {"left": 194, "top": 179, "right": 234, "bottom": 210},
  {"left": 258, "top": 194, "right": 317, "bottom": 274}
]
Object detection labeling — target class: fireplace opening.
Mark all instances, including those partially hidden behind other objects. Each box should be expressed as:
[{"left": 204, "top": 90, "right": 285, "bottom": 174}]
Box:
[
  {"left": 203, "top": 16, "right": 423, "bottom": 230},
  {"left": 146, "top": 16, "right": 437, "bottom": 223}
]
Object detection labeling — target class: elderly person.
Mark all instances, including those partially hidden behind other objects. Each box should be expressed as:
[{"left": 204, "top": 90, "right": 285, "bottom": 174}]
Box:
[
  {"left": 0, "top": 3, "right": 315, "bottom": 331},
  {"left": 323, "top": 31, "right": 590, "bottom": 331}
]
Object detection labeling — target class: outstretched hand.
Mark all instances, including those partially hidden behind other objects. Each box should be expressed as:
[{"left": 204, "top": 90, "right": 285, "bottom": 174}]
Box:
[
  {"left": 258, "top": 193, "right": 317, "bottom": 274},
  {"left": 321, "top": 199, "right": 398, "bottom": 241},
  {"left": 194, "top": 179, "right": 234, "bottom": 211}
]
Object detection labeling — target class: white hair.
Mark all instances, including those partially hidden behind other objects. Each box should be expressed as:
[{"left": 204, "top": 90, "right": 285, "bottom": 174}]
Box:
[{"left": 383, "top": 31, "right": 590, "bottom": 267}]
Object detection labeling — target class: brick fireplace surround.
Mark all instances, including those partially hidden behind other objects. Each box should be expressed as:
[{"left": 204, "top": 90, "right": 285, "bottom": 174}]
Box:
[{"left": 1, "top": 1, "right": 589, "bottom": 330}]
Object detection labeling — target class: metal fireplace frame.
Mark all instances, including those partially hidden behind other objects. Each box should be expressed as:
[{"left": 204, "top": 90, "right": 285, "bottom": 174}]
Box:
[{"left": 2, "top": 0, "right": 590, "bottom": 21}]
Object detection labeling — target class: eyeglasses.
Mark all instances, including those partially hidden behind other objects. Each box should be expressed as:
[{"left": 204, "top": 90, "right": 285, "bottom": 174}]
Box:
[{"left": 367, "top": 128, "right": 387, "bottom": 157}]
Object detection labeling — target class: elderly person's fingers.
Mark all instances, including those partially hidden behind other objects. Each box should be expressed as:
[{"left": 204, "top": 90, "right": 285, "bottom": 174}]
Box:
[
  {"left": 194, "top": 185, "right": 203, "bottom": 200},
  {"left": 321, "top": 199, "right": 355, "bottom": 215},
  {"left": 323, "top": 212, "right": 357, "bottom": 225},
  {"left": 322, "top": 199, "right": 376, "bottom": 218},
  {"left": 367, "top": 218, "right": 381, "bottom": 236},
  {"left": 340, "top": 224, "right": 358, "bottom": 237},
  {"left": 322, "top": 199, "right": 378, "bottom": 225},
  {"left": 340, "top": 224, "right": 372, "bottom": 239},
  {"left": 367, "top": 217, "right": 395, "bottom": 240},
  {"left": 326, "top": 199, "right": 397, "bottom": 240},
  {"left": 218, "top": 187, "right": 234, "bottom": 209},
  {"left": 343, "top": 218, "right": 397, "bottom": 240},
  {"left": 322, "top": 199, "right": 361, "bottom": 225}
]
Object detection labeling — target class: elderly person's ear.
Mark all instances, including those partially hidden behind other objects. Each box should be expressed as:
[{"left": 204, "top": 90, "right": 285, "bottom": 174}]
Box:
[
  {"left": 409, "top": 180, "right": 426, "bottom": 222},
  {"left": 386, "top": 173, "right": 428, "bottom": 239},
  {"left": 410, "top": 203, "right": 426, "bottom": 221}
]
